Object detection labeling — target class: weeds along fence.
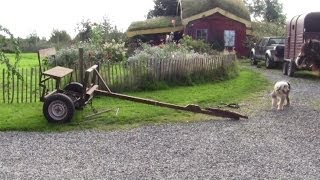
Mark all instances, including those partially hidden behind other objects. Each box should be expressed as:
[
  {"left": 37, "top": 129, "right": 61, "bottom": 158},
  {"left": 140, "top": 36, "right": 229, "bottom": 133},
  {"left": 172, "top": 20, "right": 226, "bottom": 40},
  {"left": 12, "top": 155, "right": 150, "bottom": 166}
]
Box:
[{"left": 0, "top": 54, "right": 236, "bottom": 104}]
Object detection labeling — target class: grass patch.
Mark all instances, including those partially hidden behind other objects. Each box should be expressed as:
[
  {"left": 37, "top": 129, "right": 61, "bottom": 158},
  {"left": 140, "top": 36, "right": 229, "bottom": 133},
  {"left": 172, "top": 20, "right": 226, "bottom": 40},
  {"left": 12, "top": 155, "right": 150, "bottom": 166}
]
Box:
[
  {"left": 0, "top": 67, "right": 268, "bottom": 132},
  {"left": 0, "top": 53, "right": 39, "bottom": 68}
]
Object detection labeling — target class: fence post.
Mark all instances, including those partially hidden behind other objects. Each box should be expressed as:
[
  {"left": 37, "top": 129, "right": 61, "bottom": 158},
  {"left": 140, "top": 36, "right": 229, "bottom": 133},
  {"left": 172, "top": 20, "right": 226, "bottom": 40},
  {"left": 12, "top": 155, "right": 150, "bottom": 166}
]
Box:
[
  {"left": 79, "top": 48, "right": 84, "bottom": 84},
  {"left": 30, "top": 68, "right": 33, "bottom": 103},
  {"left": 2, "top": 69, "right": 5, "bottom": 103},
  {"left": 21, "top": 68, "right": 24, "bottom": 103}
]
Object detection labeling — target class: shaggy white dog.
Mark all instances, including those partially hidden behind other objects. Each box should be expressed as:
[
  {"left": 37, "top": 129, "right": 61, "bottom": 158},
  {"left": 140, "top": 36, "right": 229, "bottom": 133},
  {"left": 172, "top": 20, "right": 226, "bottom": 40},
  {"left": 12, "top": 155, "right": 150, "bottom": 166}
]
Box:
[{"left": 271, "top": 81, "right": 291, "bottom": 110}]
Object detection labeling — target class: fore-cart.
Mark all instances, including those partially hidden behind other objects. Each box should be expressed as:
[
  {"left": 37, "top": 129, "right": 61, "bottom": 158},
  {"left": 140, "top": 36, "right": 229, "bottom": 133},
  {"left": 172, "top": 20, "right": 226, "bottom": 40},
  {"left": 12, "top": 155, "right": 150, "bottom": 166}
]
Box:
[{"left": 38, "top": 48, "right": 248, "bottom": 123}]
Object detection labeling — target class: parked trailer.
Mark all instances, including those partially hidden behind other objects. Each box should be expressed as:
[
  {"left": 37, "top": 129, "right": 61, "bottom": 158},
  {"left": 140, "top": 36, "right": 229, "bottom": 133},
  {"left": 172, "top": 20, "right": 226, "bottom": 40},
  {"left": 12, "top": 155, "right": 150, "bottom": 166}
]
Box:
[{"left": 283, "top": 12, "right": 320, "bottom": 76}]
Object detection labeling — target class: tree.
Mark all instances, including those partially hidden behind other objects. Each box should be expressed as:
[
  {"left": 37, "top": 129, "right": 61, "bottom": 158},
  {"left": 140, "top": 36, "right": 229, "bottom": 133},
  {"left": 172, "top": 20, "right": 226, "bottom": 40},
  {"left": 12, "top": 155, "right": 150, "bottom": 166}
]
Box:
[
  {"left": 75, "top": 19, "right": 93, "bottom": 42},
  {"left": 75, "top": 17, "right": 126, "bottom": 45},
  {"left": 26, "top": 32, "right": 40, "bottom": 47},
  {"left": 244, "top": 0, "right": 285, "bottom": 24},
  {"left": 49, "top": 30, "right": 71, "bottom": 44},
  {"left": 264, "top": 0, "right": 286, "bottom": 24},
  {"left": 0, "top": 25, "right": 22, "bottom": 103},
  {"left": 147, "top": 0, "right": 179, "bottom": 18}
]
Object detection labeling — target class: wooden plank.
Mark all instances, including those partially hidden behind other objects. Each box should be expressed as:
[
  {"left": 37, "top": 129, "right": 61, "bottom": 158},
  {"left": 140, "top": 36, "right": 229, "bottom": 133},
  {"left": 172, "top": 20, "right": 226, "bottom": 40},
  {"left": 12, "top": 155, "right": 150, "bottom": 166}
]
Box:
[
  {"left": 17, "top": 69, "right": 19, "bottom": 103},
  {"left": 129, "top": 62, "right": 133, "bottom": 89},
  {"left": 2, "top": 69, "right": 5, "bottom": 103},
  {"left": 11, "top": 70, "right": 15, "bottom": 103},
  {"left": 114, "top": 63, "right": 118, "bottom": 87},
  {"left": 43, "top": 66, "right": 73, "bottom": 79},
  {"left": 7, "top": 71, "right": 9, "bottom": 104},
  {"left": 38, "top": 48, "right": 56, "bottom": 60},
  {"left": 79, "top": 48, "right": 84, "bottom": 83},
  {"left": 30, "top": 68, "right": 33, "bottom": 103},
  {"left": 94, "top": 69, "right": 111, "bottom": 92},
  {"left": 159, "top": 59, "right": 162, "bottom": 81},
  {"left": 111, "top": 63, "right": 116, "bottom": 87},
  {"left": 118, "top": 63, "right": 123, "bottom": 91},
  {"left": 74, "top": 66, "right": 78, "bottom": 82},
  {"left": 123, "top": 63, "right": 127, "bottom": 89},
  {"left": 166, "top": 59, "right": 172, "bottom": 81},
  {"left": 21, "top": 68, "right": 24, "bottom": 103},
  {"left": 105, "top": 64, "right": 109, "bottom": 85},
  {"left": 107, "top": 62, "right": 111, "bottom": 87},
  {"left": 175, "top": 59, "right": 179, "bottom": 80},
  {"left": 25, "top": 69, "right": 28, "bottom": 103},
  {"left": 168, "top": 59, "right": 172, "bottom": 81},
  {"left": 34, "top": 68, "right": 37, "bottom": 102}
]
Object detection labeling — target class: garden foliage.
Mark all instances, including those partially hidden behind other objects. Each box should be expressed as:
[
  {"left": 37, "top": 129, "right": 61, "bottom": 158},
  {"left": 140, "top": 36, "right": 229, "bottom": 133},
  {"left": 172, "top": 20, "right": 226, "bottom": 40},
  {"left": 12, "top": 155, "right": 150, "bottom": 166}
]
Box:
[{"left": 0, "top": 25, "right": 23, "bottom": 103}]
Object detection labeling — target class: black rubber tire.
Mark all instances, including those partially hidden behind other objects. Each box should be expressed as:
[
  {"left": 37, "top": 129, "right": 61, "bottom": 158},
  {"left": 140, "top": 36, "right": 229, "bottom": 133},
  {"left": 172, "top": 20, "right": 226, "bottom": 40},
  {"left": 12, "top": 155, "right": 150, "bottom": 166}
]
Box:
[
  {"left": 265, "top": 56, "right": 274, "bottom": 69},
  {"left": 64, "top": 82, "right": 84, "bottom": 94},
  {"left": 250, "top": 53, "right": 258, "bottom": 65},
  {"left": 288, "top": 61, "right": 295, "bottom": 77},
  {"left": 43, "top": 93, "right": 75, "bottom": 123},
  {"left": 64, "top": 82, "right": 84, "bottom": 109},
  {"left": 282, "top": 62, "right": 288, "bottom": 75}
]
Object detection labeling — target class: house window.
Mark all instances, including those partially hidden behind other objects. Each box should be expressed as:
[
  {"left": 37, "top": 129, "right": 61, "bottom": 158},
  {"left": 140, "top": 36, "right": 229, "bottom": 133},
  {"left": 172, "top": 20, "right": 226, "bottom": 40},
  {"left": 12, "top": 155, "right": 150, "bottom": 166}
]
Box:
[
  {"left": 224, "top": 30, "right": 236, "bottom": 47},
  {"left": 196, "top": 29, "right": 208, "bottom": 41}
]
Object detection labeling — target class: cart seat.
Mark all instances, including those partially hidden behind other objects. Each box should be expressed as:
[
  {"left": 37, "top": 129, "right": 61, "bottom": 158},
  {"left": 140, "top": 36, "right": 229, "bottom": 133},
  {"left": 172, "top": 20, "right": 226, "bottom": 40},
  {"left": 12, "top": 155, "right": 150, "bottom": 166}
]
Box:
[{"left": 43, "top": 66, "right": 73, "bottom": 79}]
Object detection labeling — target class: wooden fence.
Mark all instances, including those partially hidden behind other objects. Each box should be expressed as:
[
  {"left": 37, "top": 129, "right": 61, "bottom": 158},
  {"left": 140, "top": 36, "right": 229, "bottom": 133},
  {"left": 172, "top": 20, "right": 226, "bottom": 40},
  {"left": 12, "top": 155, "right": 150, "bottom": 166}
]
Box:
[{"left": 0, "top": 54, "right": 236, "bottom": 104}]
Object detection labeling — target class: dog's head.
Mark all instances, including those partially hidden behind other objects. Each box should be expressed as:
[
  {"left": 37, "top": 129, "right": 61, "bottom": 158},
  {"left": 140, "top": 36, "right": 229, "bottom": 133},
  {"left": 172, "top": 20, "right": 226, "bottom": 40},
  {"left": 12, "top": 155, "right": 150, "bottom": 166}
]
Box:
[{"left": 274, "top": 81, "right": 291, "bottom": 94}]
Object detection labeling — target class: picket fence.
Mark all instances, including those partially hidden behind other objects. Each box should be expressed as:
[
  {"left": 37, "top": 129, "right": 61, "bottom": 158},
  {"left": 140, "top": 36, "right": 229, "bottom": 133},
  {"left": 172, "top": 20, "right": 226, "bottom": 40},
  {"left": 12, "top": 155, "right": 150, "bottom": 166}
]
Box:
[{"left": 0, "top": 54, "right": 236, "bottom": 104}]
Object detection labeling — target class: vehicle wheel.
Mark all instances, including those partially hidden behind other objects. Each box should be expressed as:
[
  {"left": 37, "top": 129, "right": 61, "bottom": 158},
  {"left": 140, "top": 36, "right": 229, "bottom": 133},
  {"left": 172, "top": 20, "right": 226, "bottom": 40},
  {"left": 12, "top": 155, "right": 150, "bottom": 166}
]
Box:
[
  {"left": 43, "top": 93, "right": 75, "bottom": 123},
  {"left": 282, "top": 62, "right": 288, "bottom": 75},
  {"left": 64, "top": 82, "right": 84, "bottom": 109},
  {"left": 265, "top": 56, "right": 274, "bottom": 69},
  {"left": 64, "top": 82, "right": 83, "bottom": 94},
  {"left": 250, "top": 53, "right": 257, "bottom": 65},
  {"left": 288, "top": 61, "right": 295, "bottom": 77}
]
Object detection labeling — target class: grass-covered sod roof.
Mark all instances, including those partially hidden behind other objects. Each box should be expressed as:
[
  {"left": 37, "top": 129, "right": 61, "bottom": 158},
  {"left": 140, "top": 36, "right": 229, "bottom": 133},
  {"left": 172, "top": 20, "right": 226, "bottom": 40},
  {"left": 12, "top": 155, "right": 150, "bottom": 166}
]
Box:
[
  {"left": 127, "top": 0, "right": 250, "bottom": 33},
  {"left": 180, "top": 0, "right": 250, "bottom": 21},
  {"left": 127, "top": 16, "right": 182, "bottom": 31}
]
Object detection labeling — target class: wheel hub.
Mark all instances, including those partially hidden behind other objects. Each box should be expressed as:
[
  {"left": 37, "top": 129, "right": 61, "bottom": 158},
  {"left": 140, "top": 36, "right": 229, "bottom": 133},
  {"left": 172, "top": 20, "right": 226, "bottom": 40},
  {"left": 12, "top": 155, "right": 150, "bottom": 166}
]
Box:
[{"left": 48, "top": 100, "right": 68, "bottom": 121}]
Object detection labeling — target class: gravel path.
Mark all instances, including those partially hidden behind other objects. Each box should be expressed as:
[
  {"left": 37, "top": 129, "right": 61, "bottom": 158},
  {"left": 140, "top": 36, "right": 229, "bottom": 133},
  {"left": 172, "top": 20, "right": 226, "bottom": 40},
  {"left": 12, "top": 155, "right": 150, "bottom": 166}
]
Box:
[{"left": 1, "top": 67, "right": 320, "bottom": 179}]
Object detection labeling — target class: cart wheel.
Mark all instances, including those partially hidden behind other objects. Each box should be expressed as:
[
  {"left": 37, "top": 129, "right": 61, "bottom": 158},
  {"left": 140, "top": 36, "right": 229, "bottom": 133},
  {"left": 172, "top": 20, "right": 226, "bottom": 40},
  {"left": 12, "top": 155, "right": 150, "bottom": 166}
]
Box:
[
  {"left": 43, "top": 93, "right": 75, "bottom": 123},
  {"left": 288, "top": 61, "right": 295, "bottom": 77},
  {"left": 265, "top": 56, "right": 274, "bottom": 69},
  {"left": 64, "top": 82, "right": 84, "bottom": 109},
  {"left": 64, "top": 82, "right": 83, "bottom": 93},
  {"left": 282, "top": 62, "right": 288, "bottom": 75}
]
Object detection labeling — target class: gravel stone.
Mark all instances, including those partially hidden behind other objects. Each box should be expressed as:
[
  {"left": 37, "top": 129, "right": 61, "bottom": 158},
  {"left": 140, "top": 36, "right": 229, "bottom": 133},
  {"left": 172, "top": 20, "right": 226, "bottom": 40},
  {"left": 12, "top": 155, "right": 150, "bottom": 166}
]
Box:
[{"left": 1, "top": 67, "right": 320, "bottom": 179}]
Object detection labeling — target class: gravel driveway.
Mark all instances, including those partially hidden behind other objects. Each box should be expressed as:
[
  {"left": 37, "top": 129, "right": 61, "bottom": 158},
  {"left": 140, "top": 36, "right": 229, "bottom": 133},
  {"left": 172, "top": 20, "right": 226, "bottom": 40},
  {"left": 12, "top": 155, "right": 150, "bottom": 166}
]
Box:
[{"left": 1, "top": 67, "right": 320, "bottom": 179}]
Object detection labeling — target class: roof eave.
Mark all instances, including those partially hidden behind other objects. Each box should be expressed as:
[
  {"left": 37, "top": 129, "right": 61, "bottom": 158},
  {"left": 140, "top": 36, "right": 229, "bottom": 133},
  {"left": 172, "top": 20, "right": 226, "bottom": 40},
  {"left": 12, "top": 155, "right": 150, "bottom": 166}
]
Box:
[
  {"left": 127, "top": 26, "right": 185, "bottom": 38},
  {"left": 182, "top": 7, "right": 251, "bottom": 28}
]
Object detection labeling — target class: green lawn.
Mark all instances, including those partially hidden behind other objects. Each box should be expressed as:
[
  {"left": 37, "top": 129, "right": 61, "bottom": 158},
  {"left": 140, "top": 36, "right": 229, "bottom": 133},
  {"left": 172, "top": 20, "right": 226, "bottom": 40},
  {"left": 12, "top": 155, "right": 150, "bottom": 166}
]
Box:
[
  {"left": 1, "top": 53, "right": 39, "bottom": 68},
  {"left": 0, "top": 67, "right": 269, "bottom": 132}
]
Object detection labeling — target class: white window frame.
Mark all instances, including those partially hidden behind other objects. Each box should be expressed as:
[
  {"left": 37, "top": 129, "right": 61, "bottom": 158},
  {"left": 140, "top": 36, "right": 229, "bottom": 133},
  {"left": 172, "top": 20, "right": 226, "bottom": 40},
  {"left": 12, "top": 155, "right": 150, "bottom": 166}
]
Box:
[
  {"left": 224, "top": 30, "right": 236, "bottom": 47},
  {"left": 196, "top": 29, "right": 208, "bottom": 41}
]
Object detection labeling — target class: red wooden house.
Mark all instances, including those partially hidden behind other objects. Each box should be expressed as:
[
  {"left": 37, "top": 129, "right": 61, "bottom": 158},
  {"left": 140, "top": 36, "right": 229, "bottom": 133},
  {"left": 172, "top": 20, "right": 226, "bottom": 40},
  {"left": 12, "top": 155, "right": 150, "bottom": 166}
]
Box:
[{"left": 127, "top": 0, "right": 252, "bottom": 56}]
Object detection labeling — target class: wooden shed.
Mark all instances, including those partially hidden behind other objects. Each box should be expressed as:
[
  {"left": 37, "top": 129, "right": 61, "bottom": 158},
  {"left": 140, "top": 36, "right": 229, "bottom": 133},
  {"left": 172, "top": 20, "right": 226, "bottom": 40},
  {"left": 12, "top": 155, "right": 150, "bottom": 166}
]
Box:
[{"left": 127, "top": 0, "right": 252, "bottom": 56}]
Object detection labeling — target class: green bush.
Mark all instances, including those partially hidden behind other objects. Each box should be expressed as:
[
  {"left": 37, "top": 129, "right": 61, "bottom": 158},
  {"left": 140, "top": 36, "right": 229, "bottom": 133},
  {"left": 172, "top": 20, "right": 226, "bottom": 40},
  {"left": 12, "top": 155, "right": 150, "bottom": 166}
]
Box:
[
  {"left": 47, "top": 40, "right": 127, "bottom": 67},
  {"left": 47, "top": 47, "right": 78, "bottom": 67},
  {"left": 179, "top": 35, "right": 219, "bottom": 54},
  {"left": 127, "top": 42, "right": 239, "bottom": 91}
]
